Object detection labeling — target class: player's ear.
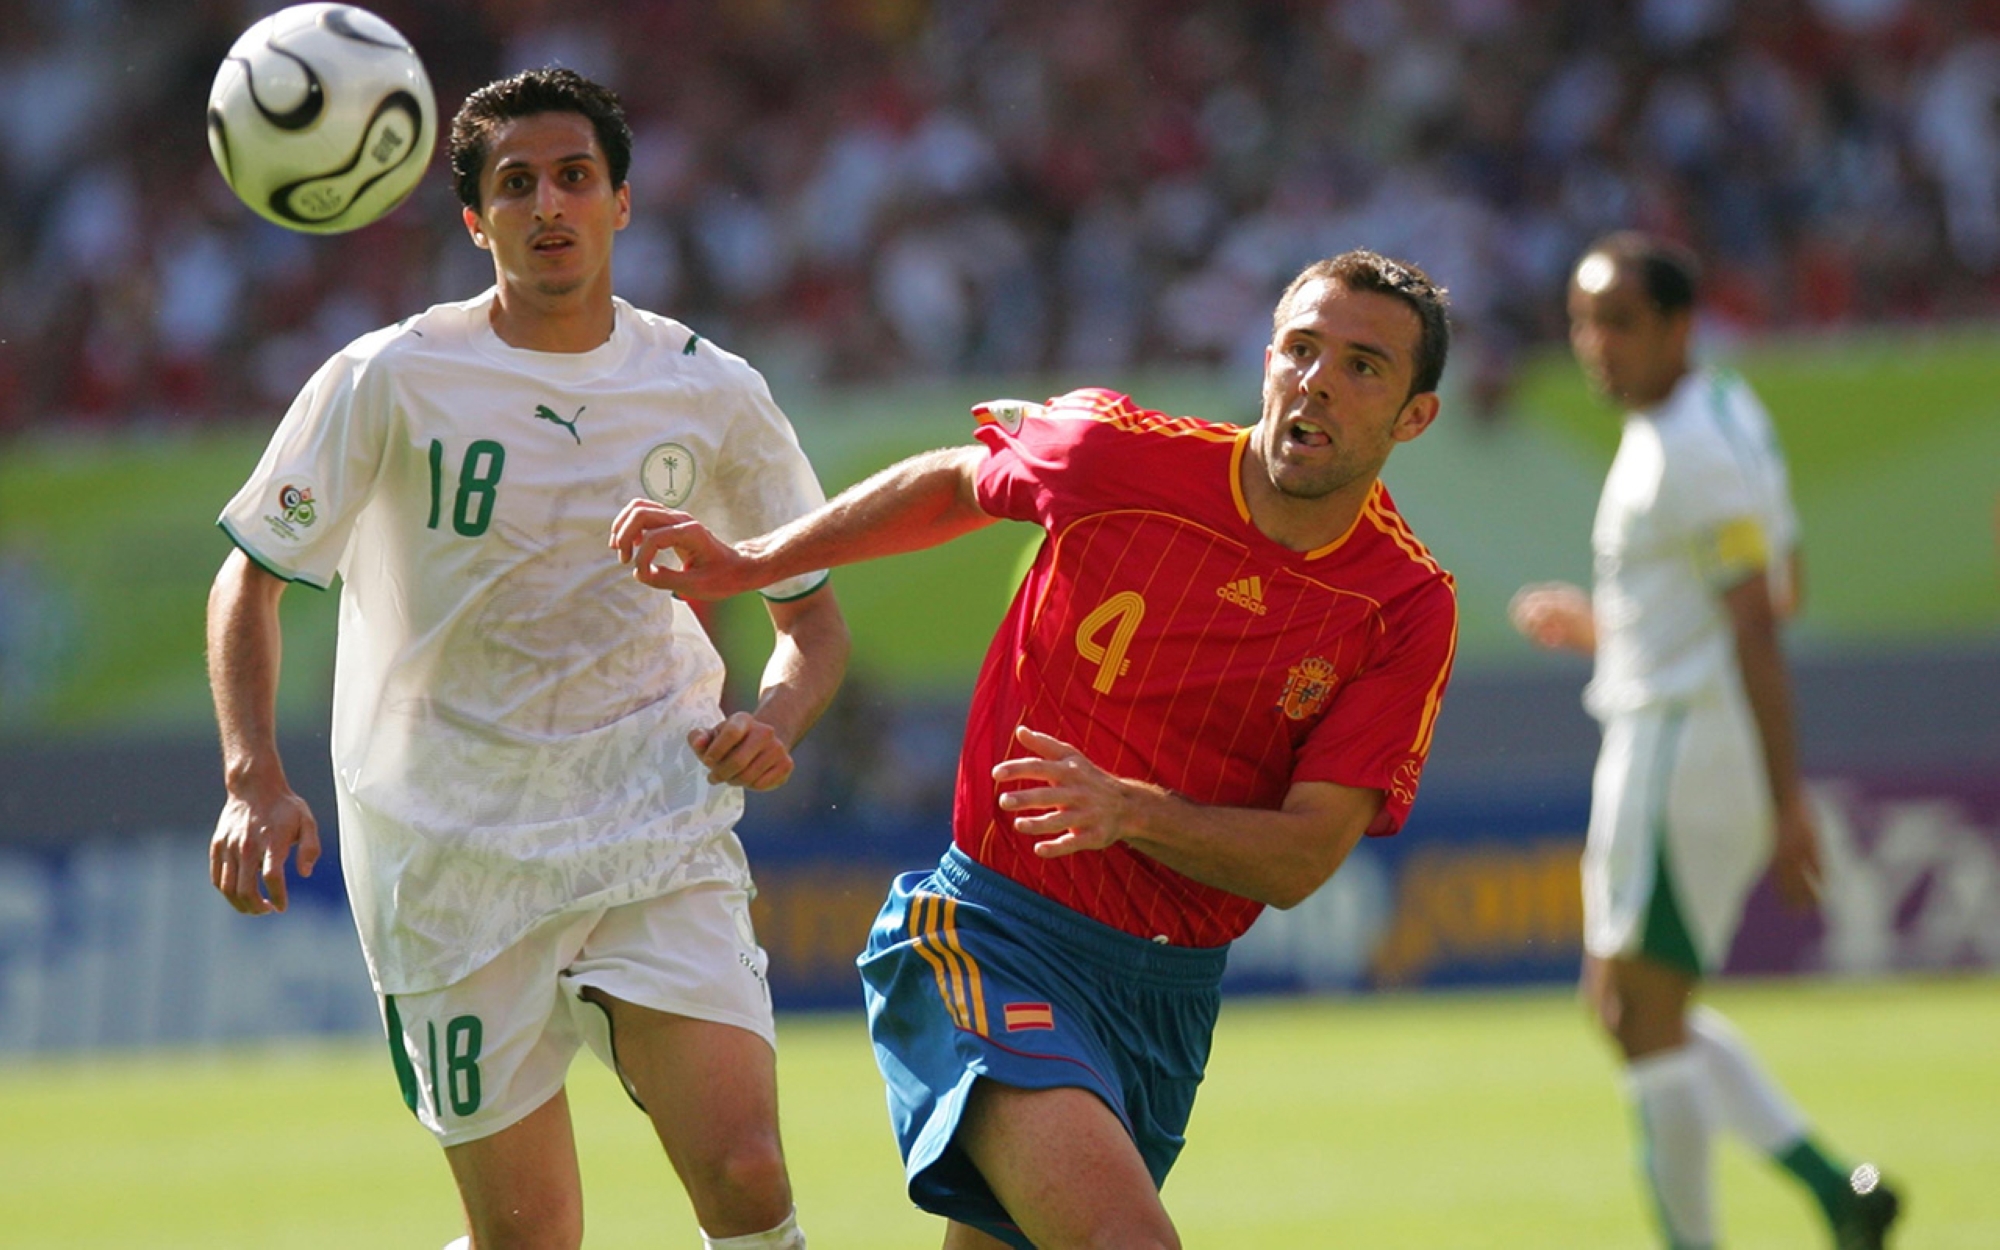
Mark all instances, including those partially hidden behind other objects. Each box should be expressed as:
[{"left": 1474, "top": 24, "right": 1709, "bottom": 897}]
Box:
[
  {"left": 614, "top": 182, "right": 631, "bottom": 231},
  {"left": 1391, "top": 391, "right": 1441, "bottom": 443},
  {"left": 463, "top": 206, "right": 490, "bottom": 250}
]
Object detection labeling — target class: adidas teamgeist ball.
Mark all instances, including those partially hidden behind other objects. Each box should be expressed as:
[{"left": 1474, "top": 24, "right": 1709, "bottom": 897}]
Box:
[{"left": 206, "top": 3, "right": 436, "bottom": 234}]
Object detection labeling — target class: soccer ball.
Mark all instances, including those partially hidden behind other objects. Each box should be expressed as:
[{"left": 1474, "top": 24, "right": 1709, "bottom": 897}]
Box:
[{"left": 206, "top": 4, "right": 436, "bottom": 234}]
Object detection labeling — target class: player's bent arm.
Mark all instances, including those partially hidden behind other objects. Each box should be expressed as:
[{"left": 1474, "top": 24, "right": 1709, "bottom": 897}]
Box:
[
  {"left": 756, "top": 584, "right": 850, "bottom": 748},
  {"left": 995, "top": 729, "right": 1378, "bottom": 908},
  {"left": 1722, "top": 569, "right": 1820, "bottom": 906},
  {"left": 615, "top": 446, "right": 995, "bottom": 598},
  {"left": 1119, "top": 781, "right": 1380, "bottom": 909},
  {"left": 206, "top": 549, "right": 320, "bottom": 914}
]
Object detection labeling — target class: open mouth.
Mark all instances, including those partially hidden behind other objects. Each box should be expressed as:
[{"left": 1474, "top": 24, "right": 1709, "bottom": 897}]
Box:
[
  {"left": 1287, "top": 418, "right": 1332, "bottom": 449},
  {"left": 531, "top": 233, "right": 575, "bottom": 254}
]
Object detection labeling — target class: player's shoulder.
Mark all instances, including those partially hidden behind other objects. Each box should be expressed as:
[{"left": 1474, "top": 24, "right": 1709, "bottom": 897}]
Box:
[
  {"left": 331, "top": 294, "right": 487, "bottom": 372},
  {"left": 1656, "top": 370, "right": 1759, "bottom": 465},
  {"left": 619, "top": 300, "right": 758, "bottom": 377},
  {"left": 1355, "top": 483, "right": 1457, "bottom": 608},
  {"left": 1039, "top": 387, "right": 1239, "bottom": 444}
]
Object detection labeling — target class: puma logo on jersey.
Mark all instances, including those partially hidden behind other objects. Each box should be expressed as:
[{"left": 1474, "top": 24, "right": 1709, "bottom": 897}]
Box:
[
  {"left": 533, "top": 404, "right": 583, "bottom": 444},
  {"left": 1217, "top": 576, "right": 1267, "bottom": 615}
]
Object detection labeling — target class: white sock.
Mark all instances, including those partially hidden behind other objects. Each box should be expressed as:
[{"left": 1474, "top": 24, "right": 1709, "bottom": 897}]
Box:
[
  {"left": 703, "top": 1208, "right": 806, "bottom": 1249},
  {"left": 1686, "top": 1005, "right": 1809, "bottom": 1154},
  {"left": 1627, "top": 1046, "right": 1716, "bottom": 1249}
]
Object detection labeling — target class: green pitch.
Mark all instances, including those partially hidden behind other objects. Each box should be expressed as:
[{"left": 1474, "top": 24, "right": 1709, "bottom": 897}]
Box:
[{"left": 2, "top": 977, "right": 1992, "bottom": 1248}]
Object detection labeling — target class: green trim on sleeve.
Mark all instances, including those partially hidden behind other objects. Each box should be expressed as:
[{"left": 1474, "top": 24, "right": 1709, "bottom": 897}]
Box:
[
  {"left": 216, "top": 517, "right": 332, "bottom": 591},
  {"left": 760, "top": 570, "right": 832, "bottom": 604}
]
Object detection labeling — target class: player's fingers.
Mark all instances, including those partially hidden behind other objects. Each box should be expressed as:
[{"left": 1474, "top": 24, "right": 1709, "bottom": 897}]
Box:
[
  {"left": 609, "top": 498, "right": 660, "bottom": 551},
  {"left": 262, "top": 842, "right": 291, "bottom": 913},
  {"left": 1030, "top": 831, "right": 1088, "bottom": 858},
  {"left": 700, "top": 714, "right": 753, "bottom": 761},
  {"left": 222, "top": 837, "right": 267, "bottom": 915},
  {"left": 631, "top": 526, "right": 691, "bottom": 577},
  {"left": 296, "top": 815, "right": 321, "bottom": 877},
  {"left": 1012, "top": 725, "right": 1075, "bottom": 758},
  {"left": 991, "top": 758, "right": 1061, "bottom": 786},
  {"left": 739, "top": 751, "right": 795, "bottom": 792},
  {"left": 996, "top": 784, "right": 1067, "bottom": 811}
]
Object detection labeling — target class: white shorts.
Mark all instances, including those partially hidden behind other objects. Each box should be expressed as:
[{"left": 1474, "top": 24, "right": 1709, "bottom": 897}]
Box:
[
  {"left": 380, "top": 882, "right": 775, "bottom": 1147},
  {"left": 1582, "top": 684, "right": 1772, "bottom": 975}
]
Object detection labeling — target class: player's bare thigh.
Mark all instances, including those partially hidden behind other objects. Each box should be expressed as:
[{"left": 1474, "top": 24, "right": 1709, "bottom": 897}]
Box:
[
  {"left": 955, "top": 1079, "right": 1180, "bottom": 1250},
  {"left": 586, "top": 989, "right": 793, "bottom": 1239},
  {"left": 444, "top": 1087, "right": 584, "bottom": 1250}
]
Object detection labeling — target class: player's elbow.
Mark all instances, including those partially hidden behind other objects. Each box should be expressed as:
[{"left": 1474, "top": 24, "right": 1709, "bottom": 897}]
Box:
[{"left": 1265, "top": 848, "right": 1348, "bottom": 911}]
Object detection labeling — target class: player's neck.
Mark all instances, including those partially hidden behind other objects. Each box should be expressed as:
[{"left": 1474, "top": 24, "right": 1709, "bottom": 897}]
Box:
[
  {"left": 488, "top": 280, "right": 617, "bottom": 353},
  {"left": 1243, "top": 476, "right": 1369, "bottom": 553},
  {"left": 1627, "top": 364, "right": 1691, "bottom": 413}
]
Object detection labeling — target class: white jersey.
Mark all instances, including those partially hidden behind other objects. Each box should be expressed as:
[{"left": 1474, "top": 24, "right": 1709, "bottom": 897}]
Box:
[
  {"left": 1584, "top": 367, "right": 1799, "bottom": 720},
  {"left": 220, "top": 291, "right": 829, "bottom": 994}
]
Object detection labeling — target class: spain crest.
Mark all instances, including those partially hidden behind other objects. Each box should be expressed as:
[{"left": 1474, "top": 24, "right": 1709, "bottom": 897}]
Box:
[{"left": 1278, "top": 655, "right": 1338, "bottom": 720}]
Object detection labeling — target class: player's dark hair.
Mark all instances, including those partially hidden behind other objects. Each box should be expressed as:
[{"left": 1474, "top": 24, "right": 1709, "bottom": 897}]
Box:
[
  {"left": 1579, "top": 231, "right": 1701, "bottom": 315},
  {"left": 1274, "top": 251, "right": 1452, "bottom": 400},
  {"left": 449, "top": 67, "right": 633, "bottom": 211}
]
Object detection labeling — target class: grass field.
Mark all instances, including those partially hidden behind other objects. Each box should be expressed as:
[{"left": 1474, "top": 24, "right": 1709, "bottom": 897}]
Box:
[{"left": 2, "top": 976, "right": 1992, "bottom": 1248}]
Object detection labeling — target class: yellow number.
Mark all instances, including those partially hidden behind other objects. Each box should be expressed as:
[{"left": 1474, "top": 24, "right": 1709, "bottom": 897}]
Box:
[{"left": 1075, "top": 591, "right": 1145, "bottom": 694}]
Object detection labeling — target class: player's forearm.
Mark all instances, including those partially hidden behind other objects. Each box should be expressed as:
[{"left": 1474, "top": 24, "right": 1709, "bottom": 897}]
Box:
[
  {"left": 207, "top": 551, "right": 292, "bottom": 796},
  {"left": 1118, "top": 788, "right": 1370, "bottom": 910},
  {"left": 752, "top": 588, "right": 851, "bottom": 750},
  {"left": 741, "top": 447, "right": 994, "bottom": 585}
]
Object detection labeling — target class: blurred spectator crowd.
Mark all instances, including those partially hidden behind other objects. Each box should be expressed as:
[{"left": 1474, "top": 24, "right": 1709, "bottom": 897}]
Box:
[{"left": 2, "top": 0, "right": 1999, "bottom": 435}]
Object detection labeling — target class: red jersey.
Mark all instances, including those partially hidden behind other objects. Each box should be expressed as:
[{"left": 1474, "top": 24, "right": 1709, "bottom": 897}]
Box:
[{"left": 956, "top": 388, "right": 1458, "bottom": 947}]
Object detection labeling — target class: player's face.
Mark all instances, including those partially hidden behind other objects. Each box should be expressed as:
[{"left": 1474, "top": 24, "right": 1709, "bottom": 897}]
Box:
[
  {"left": 1567, "top": 256, "right": 1690, "bottom": 409},
  {"left": 463, "top": 111, "right": 630, "bottom": 301},
  {"left": 1254, "top": 279, "right": 1439, "bottom": 503}
]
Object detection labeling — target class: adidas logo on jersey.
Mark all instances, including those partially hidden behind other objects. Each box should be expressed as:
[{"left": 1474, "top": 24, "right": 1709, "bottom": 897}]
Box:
[{"left": 1218, "top": 576, "right": 1267, "bottom": 615}]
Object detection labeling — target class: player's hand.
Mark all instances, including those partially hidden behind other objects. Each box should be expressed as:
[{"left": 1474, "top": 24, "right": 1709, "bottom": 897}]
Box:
[
  {"left": 1508, "top": 581, "right": 1596, "bottom": 654},
  {"left": 1769, "top": 795, "right": 1823, "bottom": 910},
  {"left": 690, "top": 711, "right": 795, "bottom": 791},
  {"left": 610, "top": 499, "right": 757, "bottom": 599},
  {"left": 992, "top": 725, "right": 1148, "bottom": 858},
  {"left": 209, "top": 784, "right": 320, "bottom": 916}
]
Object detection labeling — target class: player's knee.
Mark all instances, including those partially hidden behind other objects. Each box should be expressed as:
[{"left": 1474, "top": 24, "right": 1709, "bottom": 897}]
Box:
[{"left": 693, "top": 1132, "right": 792, "bottom": 1216}]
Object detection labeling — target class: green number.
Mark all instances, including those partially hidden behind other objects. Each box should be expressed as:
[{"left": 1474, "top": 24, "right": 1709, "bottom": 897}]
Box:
[
  {"left": 426, "top": 438, "right": 444, "bottom": 529},
  {"left": 426, "top": 439, "right": 506, "bottom": 536},
  {"left": 453, "top": 440, "right": 506, "bottom": 537},
  {"left": 427, "top": 1014, "right": 483, "bottom": 1117}
]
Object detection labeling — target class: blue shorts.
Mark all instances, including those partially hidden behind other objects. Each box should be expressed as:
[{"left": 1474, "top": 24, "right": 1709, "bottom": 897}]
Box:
[{"left": 858, "top": 847, "right": 1227, "bottom": 1246}]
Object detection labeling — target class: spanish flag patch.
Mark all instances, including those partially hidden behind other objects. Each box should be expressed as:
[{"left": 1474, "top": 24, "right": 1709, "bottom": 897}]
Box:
[{"left": 1004, "top": 1001, "right": 1056, "bottom": 1032}]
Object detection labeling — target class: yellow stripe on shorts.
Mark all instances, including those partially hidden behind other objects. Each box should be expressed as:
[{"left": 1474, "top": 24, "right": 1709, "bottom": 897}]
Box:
[{"left": 908, "top": 892, "right": 989, "bottom": 1036}]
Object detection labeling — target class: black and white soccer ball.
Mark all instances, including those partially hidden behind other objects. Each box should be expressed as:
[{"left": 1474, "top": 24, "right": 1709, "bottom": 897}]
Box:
[{"left": 206, "top": 4, "right": 436, "bottom": 234}]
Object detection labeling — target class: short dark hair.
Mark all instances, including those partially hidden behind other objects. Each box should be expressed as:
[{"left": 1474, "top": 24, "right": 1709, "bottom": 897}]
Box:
[
  {"left": 1578, "top": 231, "right": 1701, "bottom": 314},
  {"left": 1274, "top": 251, "right": 1452, "bottom": 399},
  {"left": 449, "top": 67, "right": 633, "bottom": 211}
]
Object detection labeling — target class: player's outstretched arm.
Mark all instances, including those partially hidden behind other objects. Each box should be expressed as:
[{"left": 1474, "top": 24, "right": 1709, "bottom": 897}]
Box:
[
  {"left": 992, "top": 726, "right": 1378, "bottom": 908},
  {"left": 688, "top": 585, "right": 851, "bottom": 792},
  {"left": 1507, "top": 580, "right": 1597, "bottom": 654},
  {"left": 206, "top": 550, "right": 320, "bottom": 915},
  {"left": 612, "top": 446, "right": 996, "bottom": 598}
]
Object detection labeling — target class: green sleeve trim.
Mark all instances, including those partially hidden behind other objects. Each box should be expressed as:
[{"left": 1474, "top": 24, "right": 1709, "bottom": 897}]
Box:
[
  {"left": 760, "top": 571, "right": 831, "bottom": 603},
  {"left": 216, "top": 517, "right": 332, "bottom": 591}
]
